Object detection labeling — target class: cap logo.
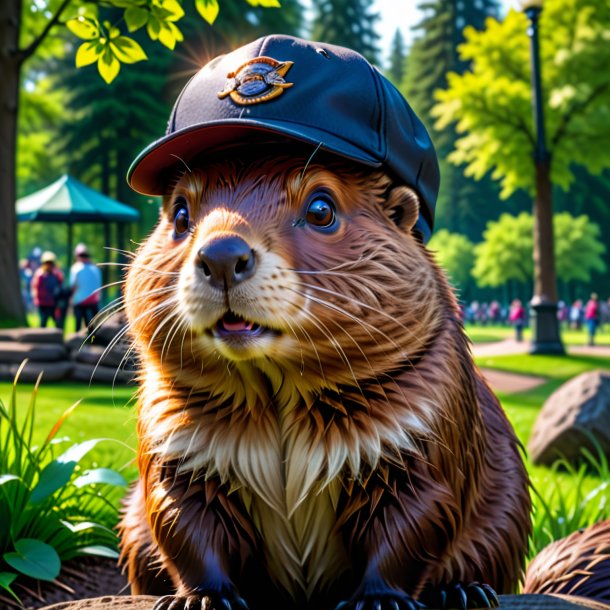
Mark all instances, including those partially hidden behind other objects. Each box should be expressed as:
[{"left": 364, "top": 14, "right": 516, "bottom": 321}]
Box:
[{"left": 217, "top": 57, "right": 294, "bottom": 106}]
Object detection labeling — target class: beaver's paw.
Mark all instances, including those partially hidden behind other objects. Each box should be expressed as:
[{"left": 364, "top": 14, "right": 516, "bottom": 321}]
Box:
[
  {"left": 152, "top": 593, "right": 249, "bottom": 610},
  {"left": 425, "top": 582, "right": 499, "bottom": 610},
  {"left": 335, "top": 591, "right": 426, "bottom": 610}
]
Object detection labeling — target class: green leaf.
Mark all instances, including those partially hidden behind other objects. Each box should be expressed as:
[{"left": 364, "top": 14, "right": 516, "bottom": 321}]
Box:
[
  {"left": 72, "top": 468, "right": 127, "bottom": 488},
  {"left": 0, "top": 572, "right": 18, "bottom": 602},
  {"left": 246, "top": 0, "right": 281, "bottom": 6},
  {"left": 66, "top": 16, "right": 100, "bottom": 40},
  {"left": 79, "top": 545, "right": 120, "bottom": 559},
  {"left": 157, "top": 25, "right": 177, "bottom": 50},
  {"left": 30, "top": 439, "right": 101, "bottom": 504},
  {"left": 98, "top": 52, "right": 121, "bottom": 84},
  {"left": 162, "top": 0, "right": 185, "bottom": 20},
  {"left": 195, "top": 0, "right": 219, "bottom": 25},
  {"left": 3, "top": 539, "right": 61, "bottom": 581},
  {"left": 30, "top": 460, "right": 77, "bottom": 504},
  {"left": 75, "top": 41, "right": 103, "bottom": 68},
  {"left": 124, "top": 6, "right": 149, "bottom": 32},
  {"left": 0, "top": 475, "right": 21, "bottom": 486},
  {"left": 110, "top": 37, "right": 148, "bottom": 64}
]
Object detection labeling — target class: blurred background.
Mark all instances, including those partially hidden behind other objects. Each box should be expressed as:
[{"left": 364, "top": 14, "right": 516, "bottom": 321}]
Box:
[{"left": 11, "top": 0, "right": 610, "bottom": 312}]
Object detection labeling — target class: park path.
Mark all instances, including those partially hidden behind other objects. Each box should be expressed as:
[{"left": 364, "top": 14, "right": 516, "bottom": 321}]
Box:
[{"left": 472, "top": 339, "right": 610, "bottom": 394}]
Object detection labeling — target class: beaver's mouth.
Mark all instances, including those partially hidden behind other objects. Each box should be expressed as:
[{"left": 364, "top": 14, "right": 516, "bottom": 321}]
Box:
[{"left": 212, "top": 311, "right": 271, "bottom": 338}]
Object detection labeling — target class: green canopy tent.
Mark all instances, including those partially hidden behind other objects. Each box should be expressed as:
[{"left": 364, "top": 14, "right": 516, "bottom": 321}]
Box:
[{"left": 16, "top": 174, "right": 140, "bottom": 281}]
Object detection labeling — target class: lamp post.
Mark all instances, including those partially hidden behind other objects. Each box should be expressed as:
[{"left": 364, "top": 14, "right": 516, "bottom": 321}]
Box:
[{"left": 521, "top": 0, "right": 564, "bottom": 355}]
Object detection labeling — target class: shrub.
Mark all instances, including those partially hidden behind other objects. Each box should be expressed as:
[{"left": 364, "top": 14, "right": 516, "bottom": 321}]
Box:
[{"left": 0, "top": 362, "right": 127, "bottom": 603}]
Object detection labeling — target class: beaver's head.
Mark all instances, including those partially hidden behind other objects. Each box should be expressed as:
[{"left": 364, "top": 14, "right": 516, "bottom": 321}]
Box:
[{"left": 125, "top": 150, "right": 449, "bottom": 394}]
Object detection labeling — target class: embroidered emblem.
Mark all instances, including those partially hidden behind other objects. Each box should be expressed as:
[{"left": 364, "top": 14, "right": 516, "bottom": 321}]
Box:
[{"left": 217, "top": 57, "right": 294, "bottom": 105}]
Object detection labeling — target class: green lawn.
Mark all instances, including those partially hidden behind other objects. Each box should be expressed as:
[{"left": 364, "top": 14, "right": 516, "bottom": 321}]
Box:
[{"left": 0, "top": 380, "right": 138, "bottom": 481}]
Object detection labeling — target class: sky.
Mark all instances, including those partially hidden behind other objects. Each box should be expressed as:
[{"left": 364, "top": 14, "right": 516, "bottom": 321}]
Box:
[{"left": 375, "top": 0, "right": 520, "bottom": 63}]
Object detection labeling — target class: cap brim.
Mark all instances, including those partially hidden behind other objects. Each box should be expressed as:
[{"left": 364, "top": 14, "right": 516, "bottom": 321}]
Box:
[{"left": 127, "top": 119, "right": 382, "bottom": 196}]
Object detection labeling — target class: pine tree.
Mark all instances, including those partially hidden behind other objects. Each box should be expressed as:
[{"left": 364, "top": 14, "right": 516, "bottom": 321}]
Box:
[
  {"left": 386, "top": 28, "right": 406, "bottom": 86},
  {"left": 311, "top": 0, "right": 381, "bottom": 64},
  {"left": 402, "top": 0, "right": 501, "bottom": 238}
]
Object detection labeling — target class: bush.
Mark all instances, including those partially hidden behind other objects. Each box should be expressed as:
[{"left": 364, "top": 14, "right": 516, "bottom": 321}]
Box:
[{"left": 0, "top": 362, "right": 127, "bottom": 603}]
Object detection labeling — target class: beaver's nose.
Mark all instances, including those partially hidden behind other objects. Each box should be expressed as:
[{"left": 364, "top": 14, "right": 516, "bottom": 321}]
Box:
[{"left": 197, "top": 235, "right": 256, "bottom": 289}]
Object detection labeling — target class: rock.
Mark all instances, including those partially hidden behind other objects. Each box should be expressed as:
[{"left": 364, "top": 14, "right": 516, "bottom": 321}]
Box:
[
  {"left": 0, "top": 327, "right": 64, "bottom": 344},
  {"left": 65, "top": 330, "right": 92, "bottom": 352},
  {"left": 528, "top": 370, "right": 610, "bottom": 466},
  {"left": 70, "top": 362, "right": 136, "bottom": 385},
  {"left": 0, "top": 360, "right": 73, "bottom": 383},
  {"left": 0, "top": 341, "right": 67, "bottom": 363},
  {"left": 72, "top": 344, "right": 130, "bottom": 369},
  {"left": 38, "top": 594, "right": 610, "bottom": 610}
]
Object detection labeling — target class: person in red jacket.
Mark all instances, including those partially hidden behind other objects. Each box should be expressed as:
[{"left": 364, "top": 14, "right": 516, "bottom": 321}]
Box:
[
  {"left": 31, "top": 251, "right": 64, "bottom": 328},
  {"left": 585, "top": 293, "right": 600, "bottom": 346}
]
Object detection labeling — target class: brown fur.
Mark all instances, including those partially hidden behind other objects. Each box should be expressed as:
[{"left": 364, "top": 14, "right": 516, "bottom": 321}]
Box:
[{"left": 119, "top": 150, "right": 531, "bottom": 609}]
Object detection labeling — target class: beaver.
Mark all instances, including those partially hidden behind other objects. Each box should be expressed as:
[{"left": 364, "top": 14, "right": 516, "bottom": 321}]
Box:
[{"left": 119, "top": 35, "right": 531, "bottom": 610}]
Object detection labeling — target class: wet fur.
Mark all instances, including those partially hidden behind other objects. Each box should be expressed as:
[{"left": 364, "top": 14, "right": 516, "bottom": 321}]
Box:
[{"left": 119, "top": 152, "right": 531, "bottom": 609}]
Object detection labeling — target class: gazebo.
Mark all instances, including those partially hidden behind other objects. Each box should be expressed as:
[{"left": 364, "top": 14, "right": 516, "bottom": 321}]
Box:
[{"left": 16, "top": 174, "right": 140, "bottom": 270}]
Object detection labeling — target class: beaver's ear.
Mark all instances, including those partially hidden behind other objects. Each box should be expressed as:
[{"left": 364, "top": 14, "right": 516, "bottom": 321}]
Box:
[{"left": 384, "top": 186, "right": 420, "bottom": 233}]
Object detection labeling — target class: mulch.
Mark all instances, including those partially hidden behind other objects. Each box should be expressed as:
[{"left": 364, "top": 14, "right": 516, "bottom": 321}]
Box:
[{"left": 0, "top": 558, "right": 129, "bottom": 610}]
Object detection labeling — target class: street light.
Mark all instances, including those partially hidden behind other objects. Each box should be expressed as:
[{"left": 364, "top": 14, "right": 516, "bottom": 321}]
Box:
[{"left": 521, "top": 0, "right": 564, "bottom": 355}]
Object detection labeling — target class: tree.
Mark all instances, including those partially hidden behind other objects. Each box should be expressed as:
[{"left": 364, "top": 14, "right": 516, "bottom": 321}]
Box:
[
  {"left": 472, "top": 213, "right": 533, "bottom": 289},
  {"left": 433, "top": 2, "right": 610, "bottom": 305},
  {"left": 472, "top": 212, "right": 606, "bottom": 291},
  {"left": 428, "top": 229, "right": 474, "bottom": 291},
  {"left": 554, "top": 213, "right": 606, "bottom": 284},
  {"left": 401, "top": 0, "right": 501, "bottom": 237},
  {"left": 0, "top": 0, "right": 278, "bottom": 325},
  {"left": 311, "top": 0, "right": 380, "bottom": 64},
  {"left": 386, "top": 28, "right": 406, "bottom": 86}
]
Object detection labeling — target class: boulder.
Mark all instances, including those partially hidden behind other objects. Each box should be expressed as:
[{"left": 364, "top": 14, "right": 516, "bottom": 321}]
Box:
[
  {"left": 0, "top": 360, "right": 73, "bottom": 383},
  {"left": 528, "top": 370, "right": 610, "bottom": 466},
  {"left": 65, "top": 330, "right": 92, "bottom": 352},
  {"left": 0, "top": 327, "right": 64, "bottom": 344},
  {"left": 0, "top": 341, "right": 67, "bottom": 363},
  {"left": 72, "top": 344, "right": 130, "bottom": 369},
  {"left": 70, "top": 362, "right": 136, "bottom": 385}
]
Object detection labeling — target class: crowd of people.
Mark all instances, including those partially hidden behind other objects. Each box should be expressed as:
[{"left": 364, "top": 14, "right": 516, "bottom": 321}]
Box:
[
  {"left": 20, "top": 244, "right": 103, "bottom": 330},
  {"left": 463, "top": 295, "right": 610, "bottom": 346}
]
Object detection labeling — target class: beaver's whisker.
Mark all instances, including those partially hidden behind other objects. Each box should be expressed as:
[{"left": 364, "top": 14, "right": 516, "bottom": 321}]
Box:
[
  {"left": 277, "top": 313, "right": 308, "bottom": 377},
  {"left": 161, "top": 313, "right": 188, "bottom": 368},
  {"left": 290, "top": 286, "right": 408, "bottom": 357},
  {"left": 291, "top": 304, "right": 363, "bottom": 392},
  {"left": 100, "top": 260, "right": 181, "bottom": 276},
  {"left": 294, "top": 295, "right": 385, "bottom": 392},
  {"left": 147, "top": 305, "right": 181, "bottom": 362},
  {"left": 296, "top": 281, "right": 423, "bottom": 345}
]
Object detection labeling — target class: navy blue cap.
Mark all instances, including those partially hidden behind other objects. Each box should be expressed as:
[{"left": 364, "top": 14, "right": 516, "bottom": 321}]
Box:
[{"left": 128, "top": 35, "right": 440, "bottom": 241}]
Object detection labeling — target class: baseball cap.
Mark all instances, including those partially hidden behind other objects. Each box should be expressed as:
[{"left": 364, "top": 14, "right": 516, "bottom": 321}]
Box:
[
  {"left": 41, "top": 251, "right": 56, "bottom": 264},
  {"left": 128, "top": 35, "right": 440, "bottom": 241},
  {"left": 75, "top": 243, "right": 89, "bottom": 257}
]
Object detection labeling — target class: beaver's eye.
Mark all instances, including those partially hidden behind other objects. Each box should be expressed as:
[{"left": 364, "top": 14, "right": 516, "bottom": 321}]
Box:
[
  {"left": 305, "top": 196, "right": 337, "bottom": 230},
  {"left": 173, "top": 200, "right": 189, "bottom": 238}
]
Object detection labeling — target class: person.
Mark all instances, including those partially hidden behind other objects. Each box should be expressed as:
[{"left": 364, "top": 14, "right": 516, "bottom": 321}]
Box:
[
  {"left": 584, "top": 293, "right": 600, "bottom": 346},
  {"left": 31, "top": 251, "right": 64, "bottom": 327},
  {"left": 569, "top": 299, "right": 583, "bottom": 330},
  {"left": 69, "top": 243, "right": 102, "bottom": 330},
  {"left": 508, "top": 298, "right": 526, "bottom": 342}
]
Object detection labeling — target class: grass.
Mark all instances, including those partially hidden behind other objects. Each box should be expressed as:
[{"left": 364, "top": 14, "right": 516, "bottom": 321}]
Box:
[
  {"left": 477, "top": 350, "right": 610, "bottom": 560},
  {"left": 0, "top": 381, "right": 137, "bottom": 482}
]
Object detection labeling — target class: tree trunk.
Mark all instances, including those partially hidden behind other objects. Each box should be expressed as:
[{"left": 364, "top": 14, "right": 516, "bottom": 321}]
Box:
[
  {"left": 533, "top": 159, "right": 557, "bottom": 303},
  {"left": 0, "top": 0, "right": 26, "bottom": 326}
]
